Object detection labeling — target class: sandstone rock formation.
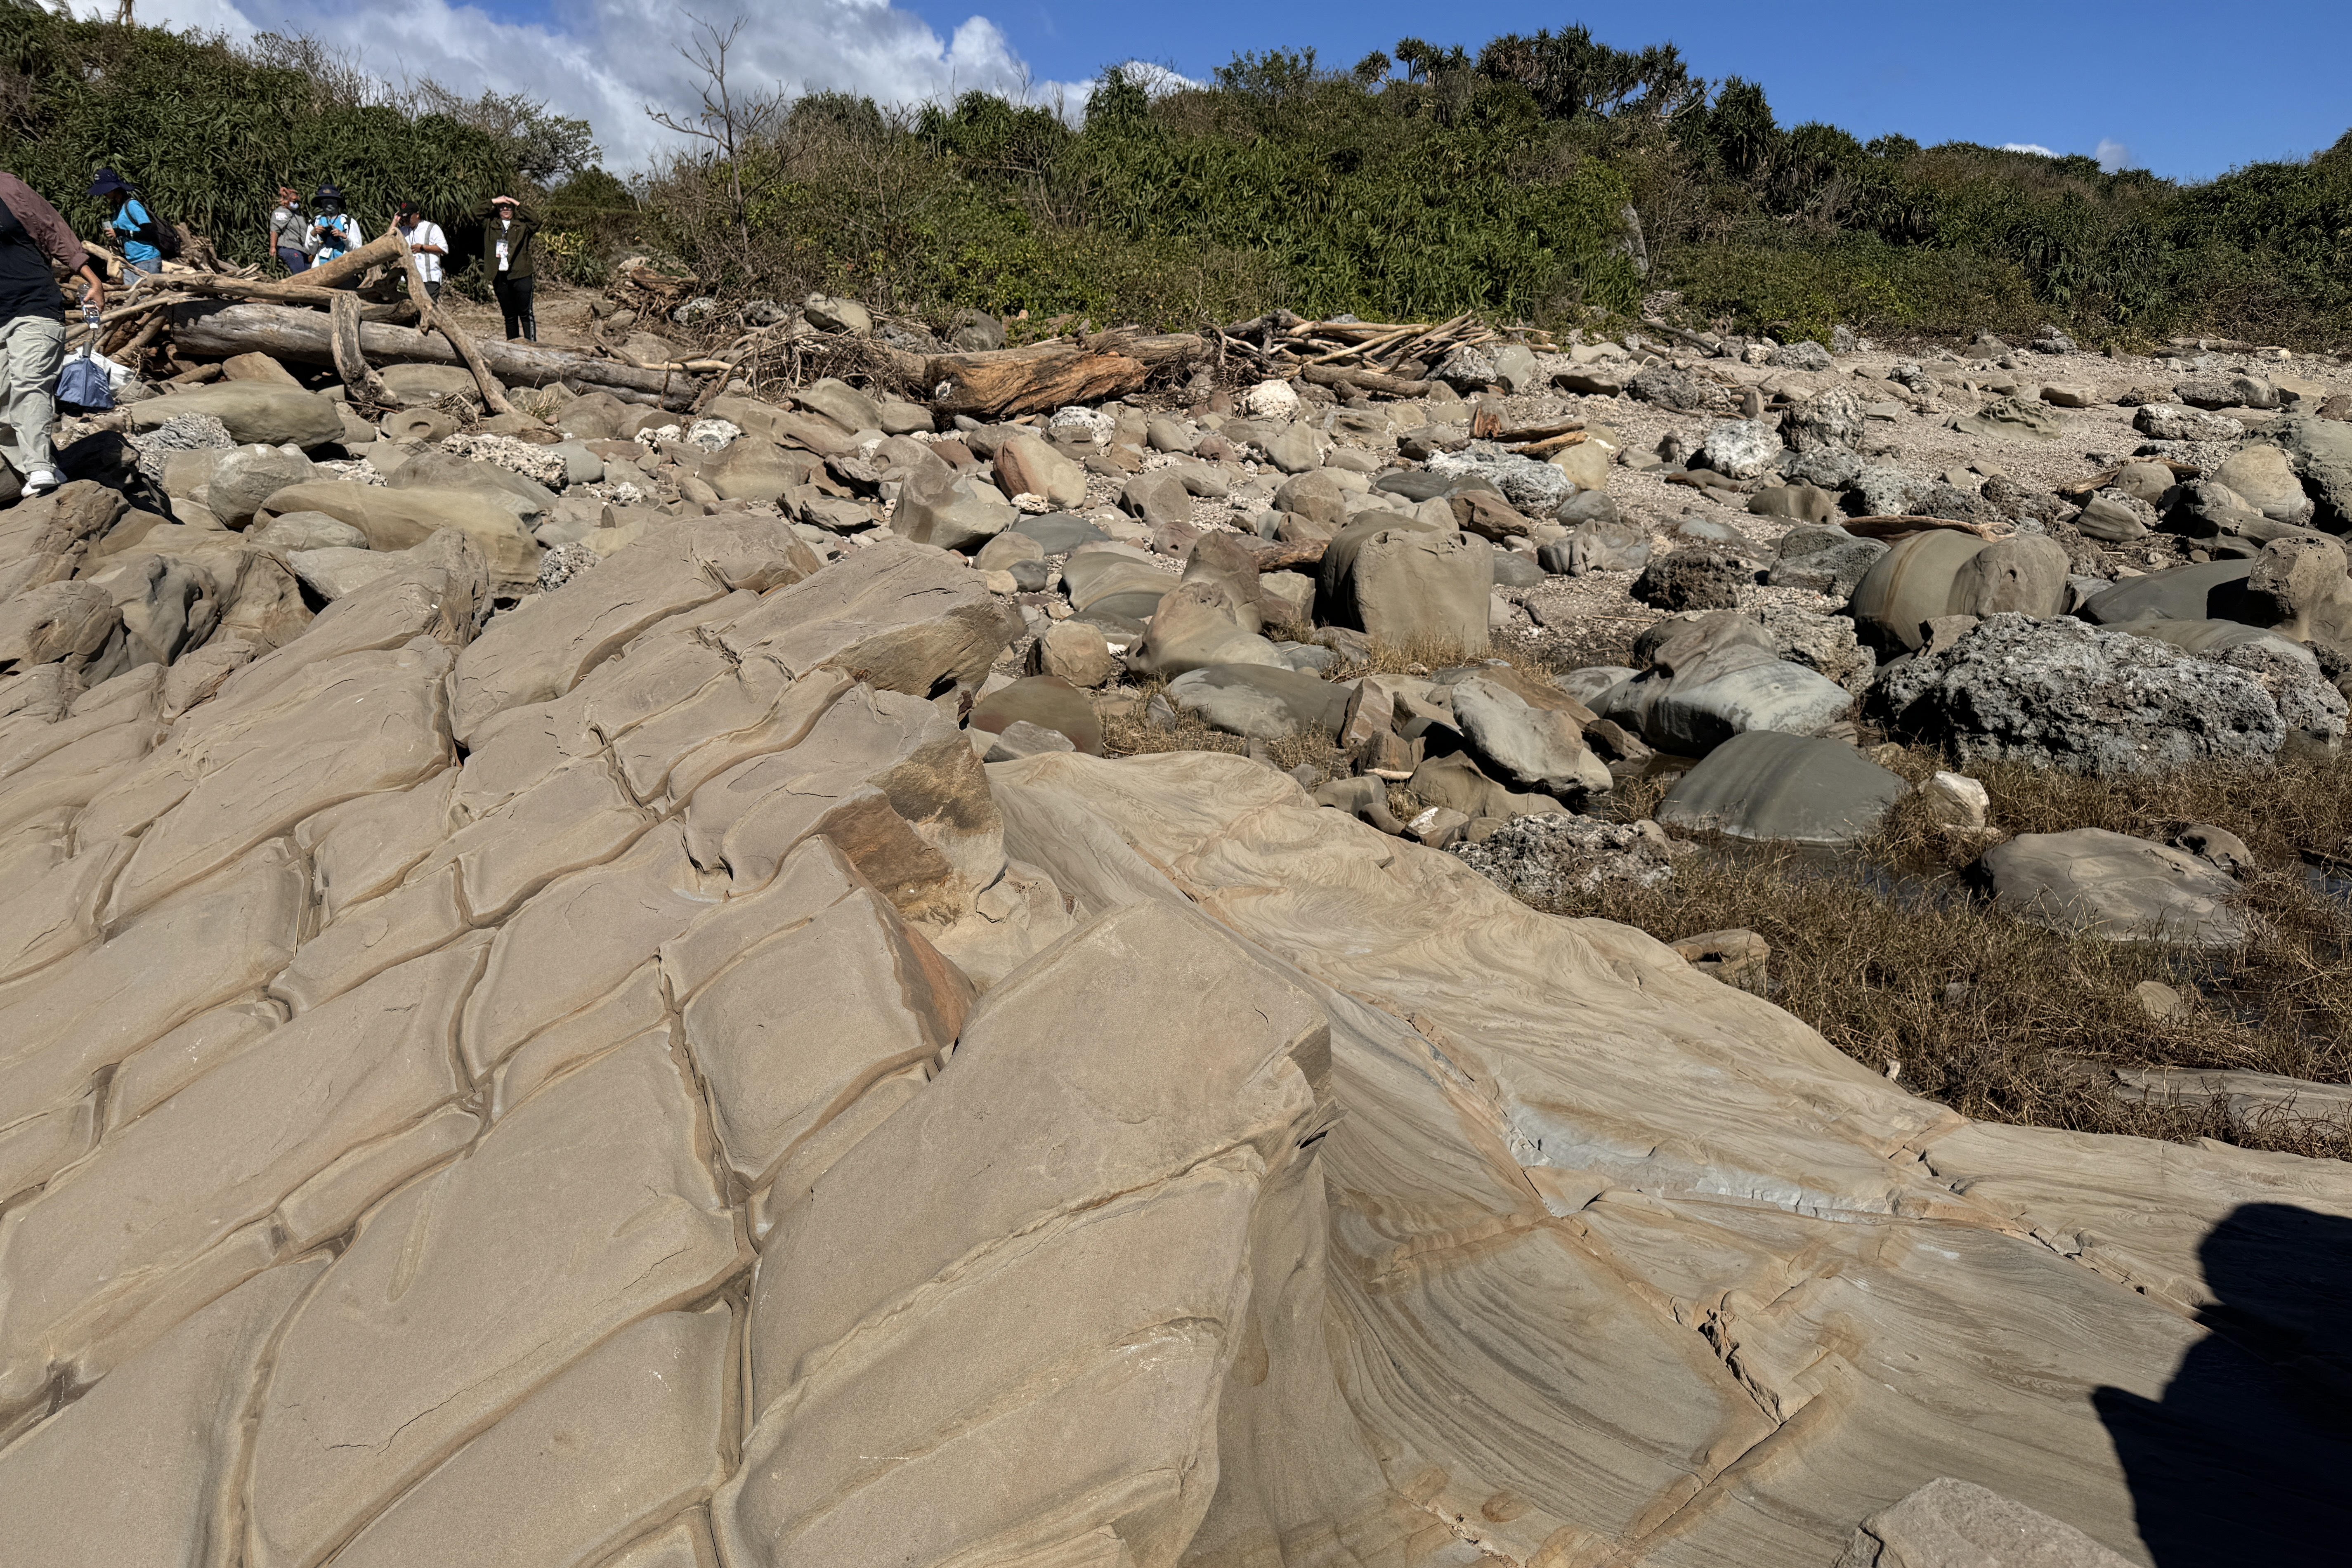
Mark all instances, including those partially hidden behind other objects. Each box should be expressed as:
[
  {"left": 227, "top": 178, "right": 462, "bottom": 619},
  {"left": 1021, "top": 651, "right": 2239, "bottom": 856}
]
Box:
[{"left": 5, "top": 296, "right": 2350, "bottom": 1568}]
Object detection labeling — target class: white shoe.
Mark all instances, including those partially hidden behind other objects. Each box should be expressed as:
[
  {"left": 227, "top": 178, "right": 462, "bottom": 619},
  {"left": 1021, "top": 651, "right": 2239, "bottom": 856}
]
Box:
[{"left": 21, "top": 468, "right": 60, "bottom": 496}]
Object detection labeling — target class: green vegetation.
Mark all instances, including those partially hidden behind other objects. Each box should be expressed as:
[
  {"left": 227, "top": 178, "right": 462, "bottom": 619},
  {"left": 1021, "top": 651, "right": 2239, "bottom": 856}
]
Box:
[{"left": 2, "top": 7, "right": 2346, "bottom": 348}]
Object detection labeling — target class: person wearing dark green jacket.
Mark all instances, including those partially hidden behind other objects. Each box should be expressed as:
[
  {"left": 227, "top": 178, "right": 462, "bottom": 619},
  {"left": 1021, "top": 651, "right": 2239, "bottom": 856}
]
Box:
[{"left": 476, "top": 194, "right": 538, "bottom": 341}]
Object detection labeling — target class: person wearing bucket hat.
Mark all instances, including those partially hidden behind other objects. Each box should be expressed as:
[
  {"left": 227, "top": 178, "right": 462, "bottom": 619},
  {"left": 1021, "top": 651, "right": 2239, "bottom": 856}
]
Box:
[
  {"left": 474, "top": 192, "right": 539, "bottom": 341},
  {"left": 308, "top": 184, "right": 357, "bottom": 264},
  {"left": 0, "top": 168, "right": 105, "bottom": 496},
  {"left": 88, "top": 166, "right": 163, "bottom": 279}
]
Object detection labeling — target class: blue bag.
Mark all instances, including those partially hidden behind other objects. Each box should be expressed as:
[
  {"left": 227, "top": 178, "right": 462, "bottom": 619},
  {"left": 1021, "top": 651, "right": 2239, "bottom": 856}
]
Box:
[{"left": 58, "top": 310, "right": 114, "bottom": 412}]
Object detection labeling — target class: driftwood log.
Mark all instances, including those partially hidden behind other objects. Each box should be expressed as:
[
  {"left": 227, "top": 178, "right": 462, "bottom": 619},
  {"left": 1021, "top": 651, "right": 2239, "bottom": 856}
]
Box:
[
  {"left": 295, "top": 231, "right": 407, "bottom": 292},
  {"left": 397, "top": 234, "right": 515, "bottom": 417},
  {"left": 920, "top": 332, "right": 1209, "bottom": 418},
  {"left": 328, "top": 292, "right": 391, "bottom": 406},
  {"left": 179, "top": 301, "right": 1214, "bottom": 418},
  {"left": 171, "top": 302, "right": 706, "bottom": 409},
  {"left": 156, "top": 271, "right": 419, "bottom": 321}
]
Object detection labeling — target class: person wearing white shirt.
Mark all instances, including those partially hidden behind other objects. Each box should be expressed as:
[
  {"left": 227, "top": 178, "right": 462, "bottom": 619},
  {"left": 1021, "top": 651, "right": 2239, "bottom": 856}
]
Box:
[{"left": 388, "top": 201, "right": 448, "bottom": 302}]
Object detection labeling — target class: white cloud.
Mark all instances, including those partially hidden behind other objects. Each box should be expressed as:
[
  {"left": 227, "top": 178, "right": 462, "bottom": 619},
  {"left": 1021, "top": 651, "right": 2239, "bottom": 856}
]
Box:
[
  {"left": 102, "top": 0, "right": 1095, "bottom": 167},
  {"left": 2000, "top": 142, "right": 2055, "bottom": 156},
  {"left": 2095, "top": 137, "right": 2132, "bottom": 173}
]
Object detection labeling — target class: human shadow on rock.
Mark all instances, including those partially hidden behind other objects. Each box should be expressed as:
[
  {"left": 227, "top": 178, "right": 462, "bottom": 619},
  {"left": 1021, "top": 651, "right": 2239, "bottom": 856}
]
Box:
[{"left": 2094, "top": 1202, "right": 2352, "bottom": 1565}]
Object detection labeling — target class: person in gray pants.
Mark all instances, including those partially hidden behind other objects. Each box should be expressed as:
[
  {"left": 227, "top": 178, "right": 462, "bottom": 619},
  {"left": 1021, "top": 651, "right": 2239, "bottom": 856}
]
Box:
[{"left": 0, "top": 170, "right": 104, "bottom": 497}]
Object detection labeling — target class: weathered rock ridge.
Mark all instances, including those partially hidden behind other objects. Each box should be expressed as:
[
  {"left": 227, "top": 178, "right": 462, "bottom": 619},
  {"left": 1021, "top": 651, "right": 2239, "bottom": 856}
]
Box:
[{"left": 0, "top": 515, "right": 2340, "bottom": 1568}]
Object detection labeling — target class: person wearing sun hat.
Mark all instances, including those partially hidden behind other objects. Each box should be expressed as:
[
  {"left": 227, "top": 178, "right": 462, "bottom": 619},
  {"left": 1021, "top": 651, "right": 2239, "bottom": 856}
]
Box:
[
  {"left": 308, "top": 184, "right": 357, "bottom": 264},
  {"left": 474, "top": 192, "right": 539, "bottom": 341},
  {"left": 87, "top": 167, "right": 163, "bottom": 279}
]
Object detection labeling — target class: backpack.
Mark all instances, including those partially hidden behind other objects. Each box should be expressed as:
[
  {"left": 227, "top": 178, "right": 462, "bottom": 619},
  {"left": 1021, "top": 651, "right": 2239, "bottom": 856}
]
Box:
[{"left": 127, "top": 192, "right": 182, "bottom": 260}]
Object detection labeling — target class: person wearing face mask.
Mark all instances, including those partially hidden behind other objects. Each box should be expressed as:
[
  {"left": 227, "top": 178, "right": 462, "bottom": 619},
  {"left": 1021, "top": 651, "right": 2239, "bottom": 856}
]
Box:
[
  {"left": 267, "top": 186, "right": 313, "bottom": 274},
  {"left": 309, "top": 185, "right": 357, "bottom": 264},
  {"left": 475, "top": 193, "right": 538, "bottom": 341}
]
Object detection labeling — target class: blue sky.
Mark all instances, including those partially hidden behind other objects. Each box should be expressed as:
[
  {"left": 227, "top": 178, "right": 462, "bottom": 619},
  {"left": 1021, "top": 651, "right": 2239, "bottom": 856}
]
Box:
[
  {"left": 874, "top": 0, "right": 2350, "bottom": 180},
  {"left": 133, "top": 0, "right": 2351, "bottom": 179}
]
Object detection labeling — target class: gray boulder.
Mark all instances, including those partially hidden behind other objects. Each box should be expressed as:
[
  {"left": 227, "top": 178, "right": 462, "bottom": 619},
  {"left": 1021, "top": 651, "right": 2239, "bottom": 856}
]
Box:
[
  {"left": 1126, "top": 580, "right": 1282, "bottom": 679},
  {"left": 1632, "top": 548, "right": 1748, "bottom": 612},
  {"left": 1769, "top": 524, "right": 1887, "bottom": 599},
  {"left": 970, "top": 675, "right": 1104, "bottom": 756},
  {"left": 1601, "top": 613, "right": 1853, "bottom": 756},
  {"left": 1164, "top": 663, "right": 1350, "bottom": 741},
  {"left": 1870, "top": 612, "right": 2289, "bottom": 773},
  {"left": 2133, "top": 403, "right": 2241, "bottom": 442},
  {"left": 1838, "top": 1478, "right": 2137, "bottom": 1568},
  {"left": 1120, "top": 468, "right": 1195, "bottom": 531},
  {"left": 1656, "top": 730, "right": 1906, "bottom": 845},
  {"left": 1013, "top": 512, "right": 1110, "bottom": 554},
  {"left": 1767, "top": 340, "right": 1834, "bottom": 372},
  {"left": 2273, "top": 413, "right": 2352, "bottom": 531},
  {"left": 1629, "top": 364, "right": 1718, "bottom": 412},
  {"left": 1976, "top": 829, "right": 2246, "bottom": 947},
  {"left": 1848, "top": 531, "right": 2069, "bottom": 652},
  {"left": 1427, "top": 446, "right": 1575, "bottom": 516},
  {"left": 2077, "top": 560, "right": 2258, "bottom": 626},
  {"left": 127, "top": 384, "right": 344, "bottom": 450},
  {"left": 1541, "top": 516, "right": 1650, "bottom": 576},
  {"left": 1784, "top": 443, "right": 1864, "bottom": 490},
  {"left": 1264, "top": 425, "right": 1324, "bottom": 475},
  {"left": 792, "top": 378, "right": 883, "bottom": 435},
  {"left": 1318, "top": 518, "right": 1492, "bottom": 652},
  {"left": 2174, "top": 372, "right": 2276, "bottom": 410},
  {"left": 1448, "top": 672, "right": 1611, "bottom": 803},
  {"left": 1781, "top": 387, "right": 1867, "bottom": 453},
  {"left": 1952, "top": 395, "right": 2065, "bottom": 441},
  {"left": 1747, "top": 484, "right": 1838, "bottom": 525},
  {"left": 2210, "top": 444, "right": 2313, "bottom": 525},
  {"left": 205, "top": 445, "right": 321, "bottom": 529},
  {"left": 375, "top": 364, "right": 480, "bottom": 406},
  {"left": 949, "top": 309, "right": 1005, "bottom": 352},
  {"left": 1700, "top": 420, "right": 1781, "bottom": 479},
  {"left": 1490, "top": 343, "right": 1538, "bottom": 392},
  {"left": 2074, "top": 489, "right": 2154, "bottom": 543},
  {"left": 1061, "top": 549, "right": 1169, "bottom": 627},
  {"left": 897, "top": 460, "right": 1015, "bottom": 551},
  {"left": 803, "top": 294, "right": 872, "bottom": 334},
  {"left": 1432, "top": 345, "right": 1498, "bottom": 389},
  {"left": 246, "top": 510, "right": 368, "bottom": 553}
]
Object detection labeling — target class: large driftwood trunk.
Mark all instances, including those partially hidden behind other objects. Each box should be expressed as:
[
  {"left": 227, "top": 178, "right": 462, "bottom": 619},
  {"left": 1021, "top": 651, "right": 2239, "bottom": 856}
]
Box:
[
  {"left": 171, "top": 301, "right": 703, "bottom": 409},
  {"left": 922, "top": 332, "right": 1209, "bottom": 418},
  {"left": 174, "top": 302, "right": 1213, "bottom": 418}
]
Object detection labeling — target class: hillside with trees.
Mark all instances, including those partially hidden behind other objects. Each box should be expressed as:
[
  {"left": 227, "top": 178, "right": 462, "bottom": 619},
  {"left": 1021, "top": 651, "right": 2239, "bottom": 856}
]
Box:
[{"left": 3, "top": 7, "right": 2345, "bottom": 347}]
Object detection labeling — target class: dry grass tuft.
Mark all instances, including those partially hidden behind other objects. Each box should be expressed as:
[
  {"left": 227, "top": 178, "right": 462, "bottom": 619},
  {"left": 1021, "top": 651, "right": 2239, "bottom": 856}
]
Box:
[
  {"left": 1537, "top": 844, "right": 2352, "bottom": 1160},
  {"left": 1548, "top": 747, "right": 2352, "bottom": 1161}
]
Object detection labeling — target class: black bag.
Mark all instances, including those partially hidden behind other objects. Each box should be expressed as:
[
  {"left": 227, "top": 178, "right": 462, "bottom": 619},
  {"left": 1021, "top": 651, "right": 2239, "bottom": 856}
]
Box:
[{"left": 130, "top": 191, "right": 182, "bottom": 260}]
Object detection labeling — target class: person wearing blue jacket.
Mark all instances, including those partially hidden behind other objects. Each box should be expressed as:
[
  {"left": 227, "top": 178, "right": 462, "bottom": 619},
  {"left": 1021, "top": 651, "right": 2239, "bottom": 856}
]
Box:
[
  {"left": 88, "top": 168, "right": 163, "bottom": 279},
  {"left": 307, "top": 185, "right": 359, "bottom": 264}
]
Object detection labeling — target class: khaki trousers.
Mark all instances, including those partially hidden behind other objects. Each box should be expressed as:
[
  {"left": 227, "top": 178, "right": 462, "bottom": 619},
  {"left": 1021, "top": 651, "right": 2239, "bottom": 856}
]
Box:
[{"left": 0, "top": 313, "right": 64, "bottom": 475}]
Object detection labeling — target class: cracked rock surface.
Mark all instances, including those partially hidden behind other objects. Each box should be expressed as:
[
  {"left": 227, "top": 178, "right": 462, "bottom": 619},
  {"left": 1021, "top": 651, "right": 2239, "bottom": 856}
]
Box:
[{"left": 1, "top": 371, "right": 2349, "bottom": 1568}]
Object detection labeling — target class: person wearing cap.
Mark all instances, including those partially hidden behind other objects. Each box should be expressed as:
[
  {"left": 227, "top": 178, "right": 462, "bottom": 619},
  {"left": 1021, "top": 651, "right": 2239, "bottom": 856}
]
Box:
[
  {"left": 385, "top": 201, "right": 448, "bottom": 302},
  {"left": 474, "top": 193, "right": 538, "bottom": 342},
  {"left": 309, "top": 185, "right": 357, "bottom": 264},
  {"left": 88, "top": 167, "right": 161, "bottom": 279},
  {"left": 267, "top": 186, "right": 313, "bottom": 275},
  {"left": 0, "top": 170, "right": 106, "bottom": 497}
]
